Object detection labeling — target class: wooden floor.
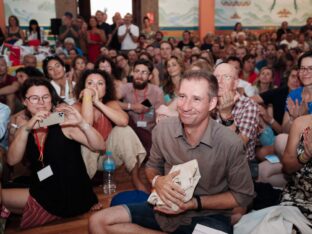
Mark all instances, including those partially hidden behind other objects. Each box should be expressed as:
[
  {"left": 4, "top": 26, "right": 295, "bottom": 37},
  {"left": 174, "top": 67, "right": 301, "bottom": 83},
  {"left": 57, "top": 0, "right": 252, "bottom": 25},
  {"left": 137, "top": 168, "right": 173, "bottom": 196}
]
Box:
[{"left": 5, "top": 166, "right": 142, "bottom": 234}]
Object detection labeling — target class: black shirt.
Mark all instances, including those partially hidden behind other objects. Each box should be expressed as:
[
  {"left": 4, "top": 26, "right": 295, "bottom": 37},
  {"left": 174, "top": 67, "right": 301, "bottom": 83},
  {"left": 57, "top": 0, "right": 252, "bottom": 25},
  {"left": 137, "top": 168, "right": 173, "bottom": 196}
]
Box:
[
  {"left": 260, "top": 85, "right": 289, "bottom": 124},
  {"left": 177, "top": 41, "right": 194, "bottom": 50},
  {"left": 27, "top": 124, "right": 97, "bottom": 217}
]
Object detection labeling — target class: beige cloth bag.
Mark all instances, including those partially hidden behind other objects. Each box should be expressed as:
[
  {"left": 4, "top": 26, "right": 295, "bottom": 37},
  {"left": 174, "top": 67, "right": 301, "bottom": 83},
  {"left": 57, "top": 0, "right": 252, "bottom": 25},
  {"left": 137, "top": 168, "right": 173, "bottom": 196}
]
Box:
[{"left": 147, "top": 159, "right": 201, "bottom": 211}]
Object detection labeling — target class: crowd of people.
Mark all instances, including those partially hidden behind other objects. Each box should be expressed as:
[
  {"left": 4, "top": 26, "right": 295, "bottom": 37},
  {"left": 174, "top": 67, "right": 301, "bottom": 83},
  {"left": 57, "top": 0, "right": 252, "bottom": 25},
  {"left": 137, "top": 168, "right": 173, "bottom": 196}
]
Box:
[{"left": 0, "top": 9, "right": 312, "bottom": 233}]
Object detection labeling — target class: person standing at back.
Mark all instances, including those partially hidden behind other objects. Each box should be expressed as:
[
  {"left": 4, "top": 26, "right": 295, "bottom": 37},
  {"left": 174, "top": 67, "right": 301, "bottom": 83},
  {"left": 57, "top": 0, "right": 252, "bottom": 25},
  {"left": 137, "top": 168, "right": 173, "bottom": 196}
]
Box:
[{"left": 118, "top": 13, "right": 139, "bottom": 52}]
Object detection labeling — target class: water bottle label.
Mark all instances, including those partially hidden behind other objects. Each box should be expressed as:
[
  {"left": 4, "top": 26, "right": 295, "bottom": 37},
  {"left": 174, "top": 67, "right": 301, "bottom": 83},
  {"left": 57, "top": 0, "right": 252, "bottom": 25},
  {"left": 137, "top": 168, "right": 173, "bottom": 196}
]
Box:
[{"left": 103, "top": 159, "right": 116, "bottom": 172}]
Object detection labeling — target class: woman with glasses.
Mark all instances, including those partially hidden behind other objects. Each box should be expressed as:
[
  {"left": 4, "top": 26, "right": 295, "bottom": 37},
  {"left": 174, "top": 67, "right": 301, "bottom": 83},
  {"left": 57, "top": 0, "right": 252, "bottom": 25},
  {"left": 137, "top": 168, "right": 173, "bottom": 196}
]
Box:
[
  {"left": 282, "top": 51, "right": 312, "bottom": 133},
  {"left": 3, "top": 77, "right": 104, "bottom": 229},
  {"left": 43, "top": 56, "right": 76, "bottom": 105},
  {"left": 74, "top": 69, "right": 148, "bottom": 192}
]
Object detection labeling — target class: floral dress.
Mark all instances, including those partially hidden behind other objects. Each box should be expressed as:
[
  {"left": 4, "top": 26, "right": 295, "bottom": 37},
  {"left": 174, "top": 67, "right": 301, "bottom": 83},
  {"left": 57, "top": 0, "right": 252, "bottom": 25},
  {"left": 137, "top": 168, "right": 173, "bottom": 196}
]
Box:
[{"left": 280, "top": 129, "right": 312, "bottom": 221}]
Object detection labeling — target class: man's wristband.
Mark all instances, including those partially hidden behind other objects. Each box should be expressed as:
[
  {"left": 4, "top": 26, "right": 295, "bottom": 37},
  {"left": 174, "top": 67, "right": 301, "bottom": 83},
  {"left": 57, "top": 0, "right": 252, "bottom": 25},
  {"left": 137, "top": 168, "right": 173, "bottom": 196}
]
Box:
[
  {"left": 127, "top": 103, "right": 132, "bottom": 110},
  {"left": 269, "top": 118, "right": 275, "bottom": 125},
  {"left": 151, "top": 175, "right": 159, "bottom": 187},
  {"left": 194, "top": 195, "right": 202, "bottom": 211}
]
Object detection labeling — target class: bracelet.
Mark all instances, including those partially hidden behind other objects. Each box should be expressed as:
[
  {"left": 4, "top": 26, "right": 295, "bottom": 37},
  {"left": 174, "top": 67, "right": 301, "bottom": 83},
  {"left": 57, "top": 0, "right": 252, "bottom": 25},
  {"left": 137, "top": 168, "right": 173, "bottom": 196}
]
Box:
[
  {"left": 194, "top": 195, "right": 202, "bottom": 211},
  {"left": 269, "top": 118, "right": 275, "bottom": 125},
  {"left": 297, "top": 152, "right": 310, "bottom": 164},
  {"left": 151, "top": 175, "right": 160, "bottom": 187},
  {"left": 127, "top": 103, "right": 132, "bottom": 110},
  {"left": 84, "top": 95, "right": 93, "bottom": 102}
]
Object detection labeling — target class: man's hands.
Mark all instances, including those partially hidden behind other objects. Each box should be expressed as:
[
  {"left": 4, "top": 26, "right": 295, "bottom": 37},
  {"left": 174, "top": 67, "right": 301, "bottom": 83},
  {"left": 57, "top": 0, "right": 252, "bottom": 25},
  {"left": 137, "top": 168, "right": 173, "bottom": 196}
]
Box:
[
  {"left": 218, "top": 91, "right": 239, "bottom": 119},
  {"left": 153, "top": 171, "right": 192, "bottom": 214}
]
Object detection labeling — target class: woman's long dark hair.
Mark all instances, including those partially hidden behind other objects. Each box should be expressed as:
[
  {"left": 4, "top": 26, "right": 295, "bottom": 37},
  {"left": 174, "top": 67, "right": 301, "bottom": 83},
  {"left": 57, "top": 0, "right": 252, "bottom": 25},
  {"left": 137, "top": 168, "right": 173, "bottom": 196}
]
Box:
[
  {"left": 163, "top": 56, "right": 184, "bottom": 98},
  {"left": 74, "top": 69, "right": 116, "bottom": 104},
  {"left": 42, "top": 55, "right": 65, "bottom": 79},
  {"left": 94, "top": 55, "right": 122, "bottom": 80},
  {"left": 28, "top": 19, "right": 41, "bottom": 41}
]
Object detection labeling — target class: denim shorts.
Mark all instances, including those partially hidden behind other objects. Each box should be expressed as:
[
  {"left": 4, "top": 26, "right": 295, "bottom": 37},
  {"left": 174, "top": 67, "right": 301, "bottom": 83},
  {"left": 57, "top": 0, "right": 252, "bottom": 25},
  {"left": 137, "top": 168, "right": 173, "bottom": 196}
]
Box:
[{"left": 125, "top": 202, "right": 233, "bottom": 234}]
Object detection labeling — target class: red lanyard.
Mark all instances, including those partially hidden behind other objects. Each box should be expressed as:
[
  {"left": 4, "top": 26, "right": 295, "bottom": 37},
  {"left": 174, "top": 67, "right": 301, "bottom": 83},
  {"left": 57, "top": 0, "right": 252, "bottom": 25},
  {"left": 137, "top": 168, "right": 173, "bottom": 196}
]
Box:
[
  {"left": 134, "top": 87, "right": 147, "bottom": 120},
  {"left": 34, "top": 129, "right": 47, "bottom": 167}
]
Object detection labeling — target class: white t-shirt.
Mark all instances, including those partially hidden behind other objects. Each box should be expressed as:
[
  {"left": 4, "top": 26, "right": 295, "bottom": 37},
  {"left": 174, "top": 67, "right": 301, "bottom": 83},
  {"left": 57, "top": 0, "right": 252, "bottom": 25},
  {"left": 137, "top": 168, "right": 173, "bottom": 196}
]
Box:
[
  {"left": 51, "top": 80, "right": 76, "bottom": 105},
  {"left": 238, "top": 79, "right": 257, "bottom": 97},
  {"left": 118, "top": 24, "right": 139, "bottom": 50}
]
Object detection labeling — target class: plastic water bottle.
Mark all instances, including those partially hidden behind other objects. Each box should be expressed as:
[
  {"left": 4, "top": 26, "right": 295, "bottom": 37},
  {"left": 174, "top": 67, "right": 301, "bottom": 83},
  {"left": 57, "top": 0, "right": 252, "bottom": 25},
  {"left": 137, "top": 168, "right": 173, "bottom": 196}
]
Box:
[{"left": 102, "top": 151, "right": 116, "bottom": 194}]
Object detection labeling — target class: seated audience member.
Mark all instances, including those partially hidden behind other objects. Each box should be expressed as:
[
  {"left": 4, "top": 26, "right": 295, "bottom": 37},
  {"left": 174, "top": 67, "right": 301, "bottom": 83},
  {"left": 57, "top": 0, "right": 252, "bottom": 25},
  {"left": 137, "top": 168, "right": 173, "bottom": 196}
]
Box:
[
  {"left": 252, "top": 66, "right": 301, "bottom": 159},
  {"left": 74, "top": 69, "right": 148, "bottom": 192},
  {"left": 89, "top": 70, "right": 254, "bottom": 234},
  {"left": 119, "top": 59, "right": 164, "bottom": 154},
  {"left": 22, "top": 54, "right": 37, "bottom": 68},
  {"left": 3, "top": 77, "right": 105, "bottom": 229},
  {"left": 64, "top": 37, "right": 83, "bottom": 57},
  {"left": 138, "top": 52, "right": 160, "bottom": 86},
  {"left": 71, "top": 55, "right": 87, "bottom": 83},
  {"left": 42, "top": 56, "right": 75, "bottom": 105},
  {"left": 5, "top": 15, "right": 25, "bottom": 44},
  {"left": 240, "top": 54, "right": 257, "bottom": 84},
  {"left": 0, "top": 56, "right": 19, "bottom": 112},
  {"left": 177, "top": 30, "right": 195, "bottom": 50},
  {"left": 226, "top": 56, "right": 257, "bottom": 97},
  {"left": 213, "top": 63, "right": 259, "bottom": 161},
  {"left": 282, "top": 51, "right": 312, "bottom": 134},
  {"left": 280, "top": 114, "right": 312, "bottom": 221},
  {"left": 25, "top": 19, "right": 44, "bottom": 46},
  {"left": 253, "top": 66, "right": 274, "bottom": 95},
  {"left": 116, "top": 54, "right": 132, "bottom": 82},
  {"left": 163, "top": 56, "right": 184, "bottom": 104}
]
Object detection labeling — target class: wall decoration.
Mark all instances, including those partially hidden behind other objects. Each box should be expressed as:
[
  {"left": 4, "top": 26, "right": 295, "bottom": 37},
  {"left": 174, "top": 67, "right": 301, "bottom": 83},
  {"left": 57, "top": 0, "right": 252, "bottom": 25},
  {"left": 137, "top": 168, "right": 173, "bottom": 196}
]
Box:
[
  {"left": 4, "top": 0, "right": 56, "bottom": 27},
  {"left": 215, "top": 0, "right": 312, "bottom": 29},
  {"left": 159, "top": 0, "right": 198, "bottom": 30}
]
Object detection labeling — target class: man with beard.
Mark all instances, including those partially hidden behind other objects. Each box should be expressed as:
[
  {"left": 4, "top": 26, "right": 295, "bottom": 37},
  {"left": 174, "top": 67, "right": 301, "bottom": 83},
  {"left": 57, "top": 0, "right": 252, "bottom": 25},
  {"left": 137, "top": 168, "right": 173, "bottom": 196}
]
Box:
[{"left": 119, "top": 59, "right": 164, "bottom": 153}]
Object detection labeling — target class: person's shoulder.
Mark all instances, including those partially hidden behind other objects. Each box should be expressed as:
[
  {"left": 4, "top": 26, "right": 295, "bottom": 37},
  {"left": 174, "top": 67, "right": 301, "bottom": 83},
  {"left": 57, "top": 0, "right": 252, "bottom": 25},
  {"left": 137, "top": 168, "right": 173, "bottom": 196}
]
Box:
[
  {"left": 289, "top": 86, "right": 303, "bottom": 97},
  {"left": 153, "top": 117, "right": 180, "bottom": 133}
]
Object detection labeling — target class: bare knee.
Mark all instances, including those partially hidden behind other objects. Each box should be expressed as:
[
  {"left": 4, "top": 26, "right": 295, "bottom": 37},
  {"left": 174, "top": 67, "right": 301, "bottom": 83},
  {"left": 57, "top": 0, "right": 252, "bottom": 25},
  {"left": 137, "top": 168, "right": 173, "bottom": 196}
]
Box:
[{"left": 88, "top": 205, "right": 130, "bottom": 234}]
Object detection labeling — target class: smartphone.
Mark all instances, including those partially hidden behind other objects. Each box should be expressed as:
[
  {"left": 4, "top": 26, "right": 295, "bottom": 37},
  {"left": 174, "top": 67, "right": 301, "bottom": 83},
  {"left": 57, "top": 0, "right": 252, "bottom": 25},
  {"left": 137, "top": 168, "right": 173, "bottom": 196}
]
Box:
[
  {"left": 141, "top": 99, "right": 152, "bottom": 108},
  {"left": 38, "top": 112, "right": 65, "bottom": 128}
]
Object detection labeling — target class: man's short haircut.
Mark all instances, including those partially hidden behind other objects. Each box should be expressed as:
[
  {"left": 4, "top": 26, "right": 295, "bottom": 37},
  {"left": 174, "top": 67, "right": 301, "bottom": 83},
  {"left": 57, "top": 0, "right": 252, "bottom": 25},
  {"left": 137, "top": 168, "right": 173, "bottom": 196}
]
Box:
[
  {"left": 160, "top": 41, "right": 173, "bottom": 50},
  {"left": 181, "top": 70, "right": 219, "bottom": 99},
  {"left": 225, "top": 56, "right": 242, "bottom": 69},
  {"left": 133, "top": 59, "right": 154, "bottom": 73},
  {"left": 298, "top": 51, "right": 312, "bottom": 68}
]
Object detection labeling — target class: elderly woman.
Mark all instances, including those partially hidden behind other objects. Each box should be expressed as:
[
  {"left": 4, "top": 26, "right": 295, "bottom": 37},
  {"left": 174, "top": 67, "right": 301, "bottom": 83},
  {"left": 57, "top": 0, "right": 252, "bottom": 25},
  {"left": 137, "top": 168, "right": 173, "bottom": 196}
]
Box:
[
  {"left": 2, "top": 77, "right": 105, "bottom": 229},
  {"left": 74, "top": 69, "right": 148, "bottom": 192}
]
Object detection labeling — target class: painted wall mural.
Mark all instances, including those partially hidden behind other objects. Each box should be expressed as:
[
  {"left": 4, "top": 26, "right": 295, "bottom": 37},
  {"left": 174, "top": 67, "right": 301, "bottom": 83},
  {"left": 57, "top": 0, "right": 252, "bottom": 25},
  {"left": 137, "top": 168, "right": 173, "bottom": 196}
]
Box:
[
  {"left": 215, "top": 0, "right": 312, "bottom": 29},
  {"left": 4, "top": 0, "right": 56, "bottom": 27},
  {"left": 159, "top": 0, "right": 198, "bottom": 30}
]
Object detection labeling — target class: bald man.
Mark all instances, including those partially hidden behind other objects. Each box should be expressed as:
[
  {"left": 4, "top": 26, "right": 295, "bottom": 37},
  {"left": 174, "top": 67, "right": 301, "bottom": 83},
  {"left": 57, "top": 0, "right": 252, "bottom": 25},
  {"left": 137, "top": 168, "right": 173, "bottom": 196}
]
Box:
[{"left": 213, "top": 63, "right": 259, "bottom": 161}]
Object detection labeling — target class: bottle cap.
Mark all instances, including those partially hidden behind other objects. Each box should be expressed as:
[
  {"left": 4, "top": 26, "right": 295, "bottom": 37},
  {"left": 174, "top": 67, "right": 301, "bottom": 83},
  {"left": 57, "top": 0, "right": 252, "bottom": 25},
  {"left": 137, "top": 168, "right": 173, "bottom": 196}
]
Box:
[{"left": 106, "top": 151, "right": 112, "bottom": 156}]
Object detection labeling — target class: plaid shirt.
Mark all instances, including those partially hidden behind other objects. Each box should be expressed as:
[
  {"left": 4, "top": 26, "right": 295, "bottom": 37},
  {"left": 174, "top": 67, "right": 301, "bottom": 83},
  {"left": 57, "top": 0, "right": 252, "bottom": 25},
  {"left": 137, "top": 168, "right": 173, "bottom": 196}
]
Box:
[{"left": 216, "top": 95, "right": 259, "bottom": 160}]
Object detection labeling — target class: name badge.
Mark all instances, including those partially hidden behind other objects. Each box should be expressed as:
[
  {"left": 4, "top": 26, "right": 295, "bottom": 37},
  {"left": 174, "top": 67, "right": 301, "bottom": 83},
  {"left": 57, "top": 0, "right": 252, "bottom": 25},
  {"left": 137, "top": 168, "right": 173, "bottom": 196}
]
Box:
[
  {"left": 137, "top": 121, "right": 147, "bottom": 128},
  {"left": 37, "top": 165, "right": 53, "bottom": 182}
]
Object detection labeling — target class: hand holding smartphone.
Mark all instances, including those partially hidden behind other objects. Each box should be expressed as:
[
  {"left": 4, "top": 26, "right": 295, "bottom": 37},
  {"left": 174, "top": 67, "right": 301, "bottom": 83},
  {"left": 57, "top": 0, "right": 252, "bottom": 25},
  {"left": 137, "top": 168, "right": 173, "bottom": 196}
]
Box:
[{"left": 38, "top": 112, "right": 65, "bottom": 128}]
